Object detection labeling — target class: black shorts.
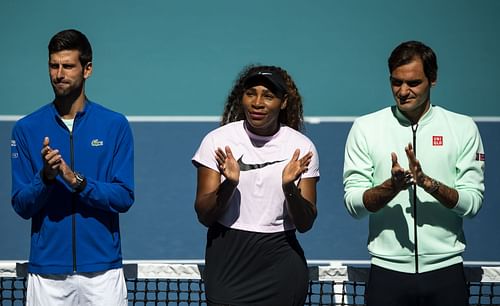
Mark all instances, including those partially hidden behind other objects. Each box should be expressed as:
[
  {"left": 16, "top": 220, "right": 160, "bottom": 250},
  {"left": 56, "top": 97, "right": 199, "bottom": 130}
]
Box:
[
  {"left": 366, "top": 263, "right": 468, "bottom": 306},
  {"left": 203, "top": 223, "right": 308, "bottom": 306}
]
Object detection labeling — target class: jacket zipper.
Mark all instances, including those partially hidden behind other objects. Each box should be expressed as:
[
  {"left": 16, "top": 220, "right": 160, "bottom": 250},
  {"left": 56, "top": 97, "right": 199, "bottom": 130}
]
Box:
[
  {"left": 69, "top": 130, "right": 77, "bottom": 272},
  {"left": 411, "top": 124, "right": 419, "bottom": 273}
]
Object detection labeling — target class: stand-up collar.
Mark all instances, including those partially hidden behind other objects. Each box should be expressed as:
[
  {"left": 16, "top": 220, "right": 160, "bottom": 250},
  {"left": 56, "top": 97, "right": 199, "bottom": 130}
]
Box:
[
  {"left": 50, "top": 99, "right": 92, "bottom": 120},
  {"left": 391, "top": 104, "right": 435, "bottom": 127}
]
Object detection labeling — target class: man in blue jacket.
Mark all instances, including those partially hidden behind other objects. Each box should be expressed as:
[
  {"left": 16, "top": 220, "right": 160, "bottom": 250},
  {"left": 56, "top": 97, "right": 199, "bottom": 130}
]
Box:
[{"left": 11, "top": 29, "right": 134, "bottom": 305}]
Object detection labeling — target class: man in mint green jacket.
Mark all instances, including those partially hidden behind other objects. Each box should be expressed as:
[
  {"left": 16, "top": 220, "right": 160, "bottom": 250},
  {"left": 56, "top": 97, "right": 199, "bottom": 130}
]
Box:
[{"left": 343, "top": 41, "right": 485, "bottom": 306}]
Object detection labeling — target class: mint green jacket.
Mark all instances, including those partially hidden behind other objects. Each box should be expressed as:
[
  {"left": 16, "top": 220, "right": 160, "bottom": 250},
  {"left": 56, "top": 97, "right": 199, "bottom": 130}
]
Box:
[{"left": 343, "top": 105, "right": 485, "bottom": 273}]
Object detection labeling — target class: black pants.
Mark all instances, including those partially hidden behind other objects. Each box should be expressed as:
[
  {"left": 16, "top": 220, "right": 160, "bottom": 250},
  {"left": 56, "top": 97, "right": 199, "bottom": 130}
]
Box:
[{"left": 366, "top": 263, "right": 468, "bottom": 306}]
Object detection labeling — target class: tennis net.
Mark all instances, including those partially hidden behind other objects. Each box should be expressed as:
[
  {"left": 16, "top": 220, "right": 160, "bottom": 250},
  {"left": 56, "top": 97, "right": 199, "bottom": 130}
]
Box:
[{"left": 1, "top": 260, "right": 499, "bottom": 305}]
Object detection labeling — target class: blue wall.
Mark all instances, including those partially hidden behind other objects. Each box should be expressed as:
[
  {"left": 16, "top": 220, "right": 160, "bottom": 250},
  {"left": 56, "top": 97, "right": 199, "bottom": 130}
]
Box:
[
  {"left": 1, "top": 0, "right": 500, "bottom": 116},
  {"left": 1, "top": 1, "right": 499, "bottom": 261},
  {"left": 1, "top": 121, "right": 499, "bottom": 261}
]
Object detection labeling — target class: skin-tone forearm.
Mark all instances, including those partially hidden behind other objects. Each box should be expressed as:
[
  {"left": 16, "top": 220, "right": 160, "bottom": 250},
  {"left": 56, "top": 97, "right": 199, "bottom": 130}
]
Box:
[
  {"left": 283, "top": 179, "right": 317, "bottom": 233},
  {"left": 363, "top": 144, "right": 459, "bottom": 213},
  {"left": 432, "top": 184, "right": 459, "bottom": 209},
  {"left": 405, "top": 143, "right": 458, "bottom": 208},
  {"left": 363, "top": 174, "right": 458, "bottom": 212},
  {"left": 194, "top": 170, "right": 238, "bottom": 227},
  {"left": 282, "top": 149, "right": 317, "bottom": 233},
  {"left": 363, "top": 178, "right": 400, "bottom": 212},
  {"left": 363, "top": 152, "right": 413, "bottom": 212},
  {"left": 418, "top": 174, "right": 458, "bottom": 209},
  {"left": 194, "top": 146, "right": 240, "bottom": 227}
]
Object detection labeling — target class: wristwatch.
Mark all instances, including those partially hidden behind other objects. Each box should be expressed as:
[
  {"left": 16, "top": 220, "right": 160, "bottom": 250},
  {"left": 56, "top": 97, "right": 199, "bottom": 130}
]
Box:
[
  {"left": 426, "top": 178, "right": 441, "bottom": 194},
  {"left": 73, "top": 171, "right": 87, "bottom": 193}
]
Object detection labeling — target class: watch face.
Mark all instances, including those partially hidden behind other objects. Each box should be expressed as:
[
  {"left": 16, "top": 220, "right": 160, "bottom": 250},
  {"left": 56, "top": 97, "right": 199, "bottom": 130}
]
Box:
[
  {"left": 73, "top": 172, "right": 86, "bottom": 192},
  {"left": 75, "top": 172, "right": 84, "bottom": 184}
]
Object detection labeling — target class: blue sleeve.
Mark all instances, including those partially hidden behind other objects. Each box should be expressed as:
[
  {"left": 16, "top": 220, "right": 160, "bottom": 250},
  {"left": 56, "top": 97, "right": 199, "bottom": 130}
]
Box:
[
  {"left": 11, "top": 124, "right": 52, "bottom": 219},
  {"left": 78, "top": 118, "right": 135, "bottom": 213}
]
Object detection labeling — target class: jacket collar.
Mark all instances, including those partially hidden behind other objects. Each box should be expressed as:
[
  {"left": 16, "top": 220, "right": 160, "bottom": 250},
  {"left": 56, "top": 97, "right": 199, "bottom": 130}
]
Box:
[
  {"left": 50, "top": 99, "right": 92, "bottom": 120},
  {"left": 392, "top": 104, "right": 435, "bottom": 127}
]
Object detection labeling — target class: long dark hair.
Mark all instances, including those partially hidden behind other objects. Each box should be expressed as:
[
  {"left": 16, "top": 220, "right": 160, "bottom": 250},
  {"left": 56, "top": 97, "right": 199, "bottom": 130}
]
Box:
[{"left": 220, "top": 65, "right": 304, "bottom": 131}]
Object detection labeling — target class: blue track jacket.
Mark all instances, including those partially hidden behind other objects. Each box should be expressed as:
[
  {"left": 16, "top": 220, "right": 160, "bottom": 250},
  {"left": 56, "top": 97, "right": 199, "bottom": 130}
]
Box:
[{"left": 11, "top": 101, "right": 134, "bottom": 274}]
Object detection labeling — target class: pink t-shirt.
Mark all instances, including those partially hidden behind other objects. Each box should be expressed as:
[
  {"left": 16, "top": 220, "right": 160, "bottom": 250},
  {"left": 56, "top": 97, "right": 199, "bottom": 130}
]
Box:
[{"left": 192, "top": 121, "right": 320, "bottom": 233}]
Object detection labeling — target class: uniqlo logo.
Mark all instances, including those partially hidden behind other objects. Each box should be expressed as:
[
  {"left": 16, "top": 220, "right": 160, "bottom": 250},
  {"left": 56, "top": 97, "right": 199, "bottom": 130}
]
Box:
[{"left": 432, "top": 136, "right": 443, "bottom": 146}]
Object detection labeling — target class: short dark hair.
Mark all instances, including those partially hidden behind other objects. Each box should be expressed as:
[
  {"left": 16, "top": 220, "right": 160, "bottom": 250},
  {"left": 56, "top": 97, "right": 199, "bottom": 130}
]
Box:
[
  {"left": 388, "top": 41, "right": 437, "bottom": 82},
  {"left": 48, "top": 29, "right": 92, "bottom": 67}
]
